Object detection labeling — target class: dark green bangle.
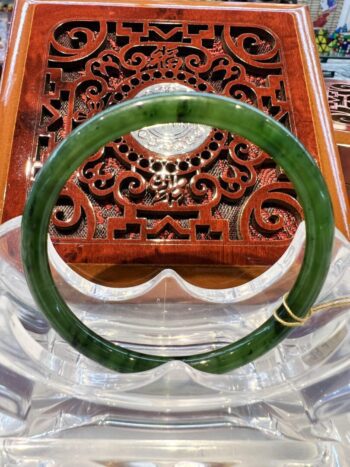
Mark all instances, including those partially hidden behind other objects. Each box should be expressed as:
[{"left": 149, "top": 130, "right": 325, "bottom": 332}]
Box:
[{"left": 21, "top": 93, "right": 334, "bottom": 374}]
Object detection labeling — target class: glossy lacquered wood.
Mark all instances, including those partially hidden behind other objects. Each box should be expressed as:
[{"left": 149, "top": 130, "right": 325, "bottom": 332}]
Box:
[{"left": 0, "top": 0, "right": 348, "bottom": 280}]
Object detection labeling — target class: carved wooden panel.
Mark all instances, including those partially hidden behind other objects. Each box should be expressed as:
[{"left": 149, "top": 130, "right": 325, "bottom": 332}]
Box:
[
  {"left": 42, "top": 20, "right": 298, "bottom": 247},
  {"left": 1, "top": 1, "right": 349, "bottom": 267},
  {"left": 326, "top": 79, "right": 350, "bottom": 147},
  {"left": 327, "top": 80, "right": 350, "bottom": 127},
  {"left": 325, "top": 79, "right": 350, "bottom": 205},
  {"left": 325, "top": 79, "right": 350, "bottom": 203}
]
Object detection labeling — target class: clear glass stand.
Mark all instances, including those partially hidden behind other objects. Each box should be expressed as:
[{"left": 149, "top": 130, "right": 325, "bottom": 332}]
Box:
[{"left": 0, "top": 216, "right": 350, "bottom": 465}]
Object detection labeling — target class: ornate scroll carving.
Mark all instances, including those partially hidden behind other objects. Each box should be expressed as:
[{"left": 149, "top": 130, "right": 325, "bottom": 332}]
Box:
[
  {"left": 327, "top": 82, "right": 350, "bottom": 126},
  {"left": 32, "top": 19, "right": 301, "bottom": 254}
]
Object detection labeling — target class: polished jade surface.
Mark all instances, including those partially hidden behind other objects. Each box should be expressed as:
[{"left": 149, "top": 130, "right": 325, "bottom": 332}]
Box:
[{"left": 21, "top": 93, "right": 334, "bottom": 374}]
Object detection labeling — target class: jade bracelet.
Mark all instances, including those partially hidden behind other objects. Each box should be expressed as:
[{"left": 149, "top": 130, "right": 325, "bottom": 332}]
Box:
[{"left": 21, "top": 93, "right": 334, "bottom": 374}]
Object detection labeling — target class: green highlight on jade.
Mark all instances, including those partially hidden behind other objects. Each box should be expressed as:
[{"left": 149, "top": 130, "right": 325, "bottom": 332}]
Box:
[{"left": 21, "top": 93, "right": 335, "bottom": 374}]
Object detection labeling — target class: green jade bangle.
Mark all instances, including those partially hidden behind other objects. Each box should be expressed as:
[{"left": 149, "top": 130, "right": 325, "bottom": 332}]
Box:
[{"left": 21, "top": 93, "right": 334, "bottom": 374}]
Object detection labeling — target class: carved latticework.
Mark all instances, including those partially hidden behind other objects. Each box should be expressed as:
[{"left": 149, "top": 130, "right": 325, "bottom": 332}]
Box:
[
  {"left": 4, "top": 3, "right": 347, "bottom": 265},
  {"left": 34, "top": 21, "right": 301, "bottom": 249},
  {"left": 327, "top": 82, "right": 350, "bottom": 127}
]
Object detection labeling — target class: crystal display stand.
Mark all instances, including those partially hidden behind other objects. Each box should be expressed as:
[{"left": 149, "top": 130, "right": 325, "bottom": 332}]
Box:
[{"left": 0, "top": 216, "right": 350, "bottom": 464}]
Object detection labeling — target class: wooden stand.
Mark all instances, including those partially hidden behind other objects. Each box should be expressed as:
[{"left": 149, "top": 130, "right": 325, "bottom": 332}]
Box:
[{"left": 0, "top": 0, "right": 349, "bottom": 286}]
